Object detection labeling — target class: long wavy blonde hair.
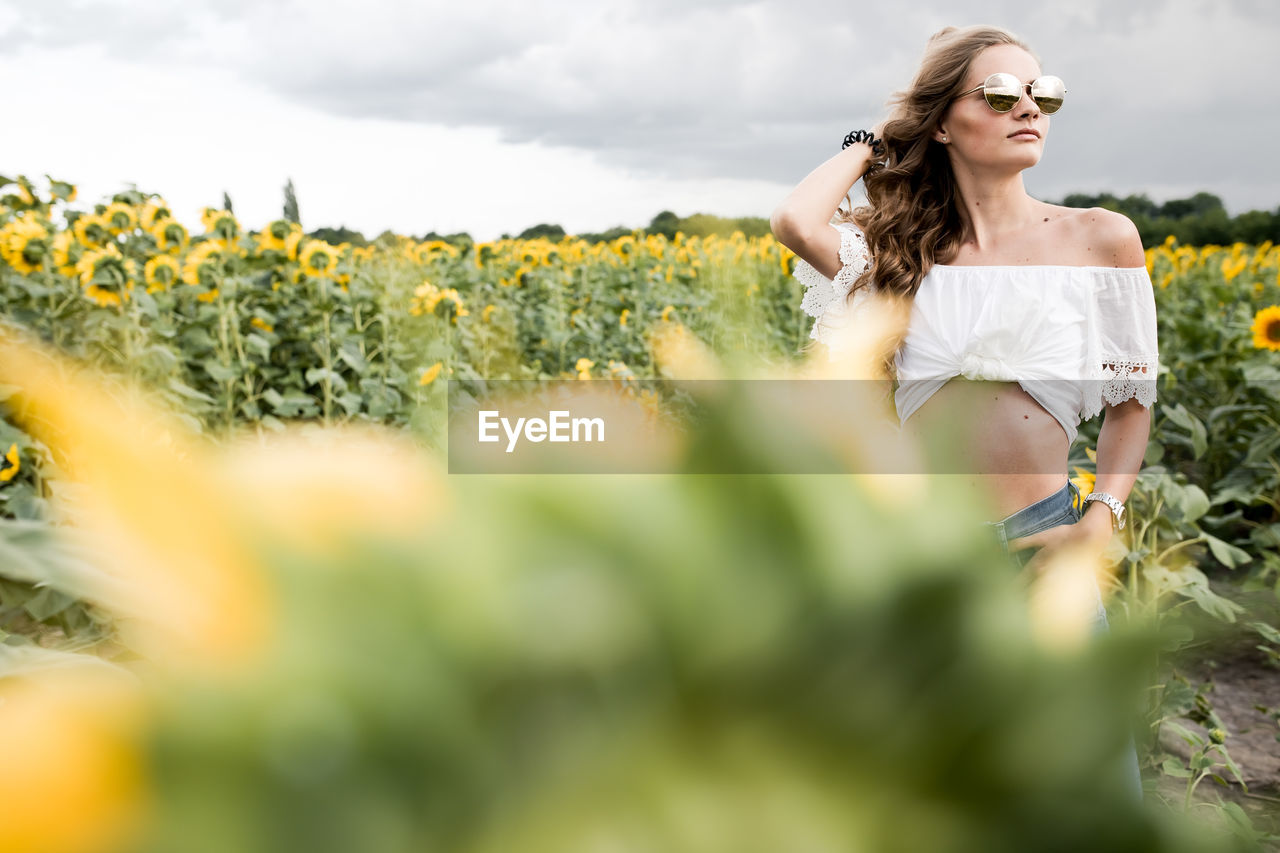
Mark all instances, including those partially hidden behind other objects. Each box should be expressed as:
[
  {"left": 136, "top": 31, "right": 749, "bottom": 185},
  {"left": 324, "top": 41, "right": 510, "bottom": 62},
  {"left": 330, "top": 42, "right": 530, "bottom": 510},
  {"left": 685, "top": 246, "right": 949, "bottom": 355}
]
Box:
[{"left": 830, "top": 25, "right": 1042, "bottom": 380}]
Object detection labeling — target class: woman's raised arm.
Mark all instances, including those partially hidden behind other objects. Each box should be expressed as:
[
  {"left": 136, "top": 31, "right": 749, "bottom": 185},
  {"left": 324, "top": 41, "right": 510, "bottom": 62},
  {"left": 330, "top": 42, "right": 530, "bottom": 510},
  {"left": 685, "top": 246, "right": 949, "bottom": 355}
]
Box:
[{"left": 769, "top": 120, "right": 885, "bottom": 278}]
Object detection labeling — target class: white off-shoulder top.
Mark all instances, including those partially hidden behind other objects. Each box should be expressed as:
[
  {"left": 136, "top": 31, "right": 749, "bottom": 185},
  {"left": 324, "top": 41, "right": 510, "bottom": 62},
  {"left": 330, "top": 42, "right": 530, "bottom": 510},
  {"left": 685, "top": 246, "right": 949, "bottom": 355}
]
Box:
[{"left": 793, "top": 219, "right": 1160, "bottom": 445}]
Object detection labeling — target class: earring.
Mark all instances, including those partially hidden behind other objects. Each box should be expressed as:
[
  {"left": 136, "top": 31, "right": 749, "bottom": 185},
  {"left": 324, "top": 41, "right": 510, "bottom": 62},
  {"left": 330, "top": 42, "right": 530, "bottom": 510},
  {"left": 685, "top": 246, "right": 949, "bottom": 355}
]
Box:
[{"left": 942, "top": 135, "right": 948, "bottom": 142}]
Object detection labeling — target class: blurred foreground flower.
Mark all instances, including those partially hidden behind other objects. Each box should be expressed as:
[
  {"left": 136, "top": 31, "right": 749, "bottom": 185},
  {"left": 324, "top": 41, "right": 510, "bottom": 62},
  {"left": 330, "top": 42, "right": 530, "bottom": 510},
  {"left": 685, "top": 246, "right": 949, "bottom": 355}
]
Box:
[
  {"left": 648, "top": 321, "right": 721, "bottom": 380},
  {"left": 0, "top": 648, "right": 150, "bottom": 853},
  {"left": 0, "top": 318, "right": 1237, "bottom": 853},
  {"left": 789, "top": 287, "right": 925, "bottom": 512},
  {"left": 0, "top": 323, "right": 273, "bottom": 674},
  {"left": 216, "top": 422, "right": 450, "bottom": 563}
]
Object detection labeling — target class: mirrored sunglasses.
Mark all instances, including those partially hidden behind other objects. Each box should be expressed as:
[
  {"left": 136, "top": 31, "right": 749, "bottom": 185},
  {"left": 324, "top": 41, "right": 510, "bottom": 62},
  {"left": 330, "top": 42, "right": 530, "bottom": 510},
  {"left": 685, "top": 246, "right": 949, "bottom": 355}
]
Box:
[{"left": 956, "top": 72, "right": 1066, "bottom": 114}]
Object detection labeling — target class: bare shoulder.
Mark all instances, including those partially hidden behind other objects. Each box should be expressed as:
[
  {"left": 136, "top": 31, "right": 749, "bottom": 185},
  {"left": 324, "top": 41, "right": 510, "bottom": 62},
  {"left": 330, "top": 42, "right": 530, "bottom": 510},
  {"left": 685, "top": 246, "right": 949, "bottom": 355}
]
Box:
[{"left": 1071, "top": 207, "right": 1146, "bottom": 268}]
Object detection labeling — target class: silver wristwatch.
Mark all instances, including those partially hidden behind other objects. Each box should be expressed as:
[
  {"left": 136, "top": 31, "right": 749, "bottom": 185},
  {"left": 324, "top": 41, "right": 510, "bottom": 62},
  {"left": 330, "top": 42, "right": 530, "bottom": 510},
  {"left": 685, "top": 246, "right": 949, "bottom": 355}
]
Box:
[{"left": 1082, "top": 491, "right": 1126, "bottom": 531}]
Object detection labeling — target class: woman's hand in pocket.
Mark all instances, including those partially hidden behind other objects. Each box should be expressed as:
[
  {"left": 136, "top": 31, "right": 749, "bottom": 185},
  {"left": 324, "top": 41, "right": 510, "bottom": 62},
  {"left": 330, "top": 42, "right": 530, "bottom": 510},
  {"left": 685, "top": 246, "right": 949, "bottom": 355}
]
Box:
[{"left": 1007, "top": 517, "right": 1111, "bottom": 586}]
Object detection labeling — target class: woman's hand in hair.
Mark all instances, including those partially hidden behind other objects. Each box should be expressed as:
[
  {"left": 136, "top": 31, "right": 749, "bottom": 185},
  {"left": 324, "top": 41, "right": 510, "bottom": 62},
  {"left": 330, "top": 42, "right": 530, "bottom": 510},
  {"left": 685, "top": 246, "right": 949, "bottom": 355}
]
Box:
[{"left": 869, "top": 119, "right": 890, "bottom": 165}]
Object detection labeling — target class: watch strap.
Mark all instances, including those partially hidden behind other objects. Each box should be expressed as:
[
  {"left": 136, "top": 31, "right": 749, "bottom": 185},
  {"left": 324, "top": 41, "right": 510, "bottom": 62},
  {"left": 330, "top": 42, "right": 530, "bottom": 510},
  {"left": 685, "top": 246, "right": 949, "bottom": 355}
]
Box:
[{"left": 1083, "top": 491, "right": 1126, "bottom": 531}]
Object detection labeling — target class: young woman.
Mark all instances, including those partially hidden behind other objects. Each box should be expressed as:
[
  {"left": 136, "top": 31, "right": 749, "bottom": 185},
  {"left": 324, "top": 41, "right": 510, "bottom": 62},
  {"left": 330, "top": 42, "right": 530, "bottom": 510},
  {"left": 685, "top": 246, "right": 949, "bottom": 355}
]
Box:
[{"left": 770, "top": 25, "right": 1158, "bottom": 799}]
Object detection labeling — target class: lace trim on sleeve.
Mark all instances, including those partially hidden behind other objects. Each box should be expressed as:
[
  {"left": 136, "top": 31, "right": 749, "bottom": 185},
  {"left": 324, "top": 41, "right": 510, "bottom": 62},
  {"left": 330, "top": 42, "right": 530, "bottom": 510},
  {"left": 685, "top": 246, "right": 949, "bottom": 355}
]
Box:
[
  {"left": 793, "top": 221, "right": 872, "bottom": 349},
  {"left": 1080, "top": 358, "right": 1159, "bottom": 421}
]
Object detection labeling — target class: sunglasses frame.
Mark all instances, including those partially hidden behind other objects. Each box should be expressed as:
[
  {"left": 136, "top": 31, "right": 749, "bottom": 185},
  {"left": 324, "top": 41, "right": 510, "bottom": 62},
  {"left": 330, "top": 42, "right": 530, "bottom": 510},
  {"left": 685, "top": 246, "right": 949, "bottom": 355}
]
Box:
[{"left": 955, "top": 72, "right": 1067, "bottom": 114}]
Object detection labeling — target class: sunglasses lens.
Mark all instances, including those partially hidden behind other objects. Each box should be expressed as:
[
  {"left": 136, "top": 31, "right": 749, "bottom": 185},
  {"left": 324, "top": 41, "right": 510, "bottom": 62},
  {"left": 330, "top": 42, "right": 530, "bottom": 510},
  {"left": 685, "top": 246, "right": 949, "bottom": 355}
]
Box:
[
  {"left": 982, "top": 73, "right": 1023, "bottom": 112},
  {"left": 1031, "top": 75, "right": 1065, "bottom": 114}
]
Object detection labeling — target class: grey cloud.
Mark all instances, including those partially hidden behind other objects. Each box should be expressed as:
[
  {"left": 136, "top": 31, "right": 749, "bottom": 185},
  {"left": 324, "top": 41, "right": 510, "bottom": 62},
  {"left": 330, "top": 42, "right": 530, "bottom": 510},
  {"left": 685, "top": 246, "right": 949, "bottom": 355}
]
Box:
[
  {"left": 4, "top": 0, "right": 1277, "bottom": 211},
  {"left": 0, "top": 0, "right": 200, "bottom": 59}
]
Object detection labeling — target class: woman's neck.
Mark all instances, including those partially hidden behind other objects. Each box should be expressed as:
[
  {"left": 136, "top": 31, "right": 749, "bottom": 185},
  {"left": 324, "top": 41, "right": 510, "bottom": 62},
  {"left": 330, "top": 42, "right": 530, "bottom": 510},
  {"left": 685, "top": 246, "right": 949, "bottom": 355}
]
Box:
[{"left": 952, "top": 178, "right": 1042, "bottom": 251}]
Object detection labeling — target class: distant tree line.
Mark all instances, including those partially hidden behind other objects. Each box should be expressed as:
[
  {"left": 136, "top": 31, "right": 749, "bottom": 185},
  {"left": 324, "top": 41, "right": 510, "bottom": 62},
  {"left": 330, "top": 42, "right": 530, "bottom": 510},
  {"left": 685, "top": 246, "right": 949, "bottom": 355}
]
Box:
[
  {"left": 1057, "top": 191, "right": 1280, "bottom": 247},
  {"left": 273, "top": 178, "right": 1280, "bottom": 249}
]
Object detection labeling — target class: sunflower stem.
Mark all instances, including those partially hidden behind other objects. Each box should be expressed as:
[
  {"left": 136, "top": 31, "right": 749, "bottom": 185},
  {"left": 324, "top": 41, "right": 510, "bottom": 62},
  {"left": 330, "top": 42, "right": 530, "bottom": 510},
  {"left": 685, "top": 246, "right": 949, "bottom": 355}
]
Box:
[
  {"left": 217, "top": 303, "right": 234, "bottom": 433},
  {"left": 321, "top": 276, "right": 333, "bottom": 426},
  {"left": 225, "top": 289, "right": 253, "bottom": 416}
]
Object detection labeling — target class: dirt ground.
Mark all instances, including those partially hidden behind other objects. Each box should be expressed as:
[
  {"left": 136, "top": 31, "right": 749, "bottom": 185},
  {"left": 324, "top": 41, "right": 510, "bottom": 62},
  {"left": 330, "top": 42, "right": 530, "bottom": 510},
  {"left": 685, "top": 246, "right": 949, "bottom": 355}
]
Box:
[{"left": 1146, "top": 578, "right": 1280, "bottom": 844}]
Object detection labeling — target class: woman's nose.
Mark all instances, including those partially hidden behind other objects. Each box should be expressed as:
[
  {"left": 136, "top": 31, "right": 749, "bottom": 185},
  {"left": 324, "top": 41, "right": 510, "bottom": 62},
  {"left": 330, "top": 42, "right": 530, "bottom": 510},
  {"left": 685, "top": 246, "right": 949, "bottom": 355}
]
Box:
[{"left": 1015, "top": 86, "right": 1040, "bottom": 118}]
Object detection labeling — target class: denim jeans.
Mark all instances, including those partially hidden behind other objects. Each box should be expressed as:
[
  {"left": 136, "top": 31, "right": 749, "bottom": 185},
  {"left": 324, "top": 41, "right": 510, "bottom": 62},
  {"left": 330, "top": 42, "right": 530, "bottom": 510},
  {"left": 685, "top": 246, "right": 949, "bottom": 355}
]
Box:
[{"left": 984, "top": 479, "right": 1145, "bottom": 802}]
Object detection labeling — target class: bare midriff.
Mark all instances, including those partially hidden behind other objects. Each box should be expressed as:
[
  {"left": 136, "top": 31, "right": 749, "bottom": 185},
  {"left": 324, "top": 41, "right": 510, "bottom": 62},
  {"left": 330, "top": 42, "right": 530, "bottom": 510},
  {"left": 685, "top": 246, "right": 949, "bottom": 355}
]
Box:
[{"left": 897, "top": 376, "right": 1069, "bottom": 523}]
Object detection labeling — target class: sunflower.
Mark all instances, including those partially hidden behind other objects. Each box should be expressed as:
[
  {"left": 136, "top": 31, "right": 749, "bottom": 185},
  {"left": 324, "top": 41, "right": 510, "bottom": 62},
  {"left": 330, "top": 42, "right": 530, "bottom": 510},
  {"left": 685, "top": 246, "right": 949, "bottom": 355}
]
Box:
[
  {"left": 103, "top": 202, "right": 139, "bottom": 235},
  {"left": 0, "top": 443, "right": 19, "bottom": 482},
  {"left": 431, "top": 240, "right": 460, "bottom": 261},
  {"left": 73, "top": 213, "right": 114, "bottom": 248},
  {"left": 408, "top": 239, "right": 457, "bottom": 266},
  {"left": 255, "top": 219, "right": 297, "bottom": 254},
  {"left": 606, "top": 360, "right": 637, "bottom": 386},
  {"left": 1251, "top": 305, "right": 1280, "bottom": 351},
  {"left": 298, "top": 239, "right": 340, "bottom": 278},
  {"left": 1069, "top": 446, "right": 1100, "bottom": 512},
  {"left": 409, "top": 281, "right": 468, "bottom": 323},
  {"left": 283, "top": 230, "right": 304, "bottom": 262},
  {"left": 75, "top": 244, "right": 138, "bottom": 308},
  {"left": 199, "top": 207, "right": 241, "bottom": 246},
  {"left": 150, "top": 219, "right": 189, "bottom": 254},
  {"left": 214, "top": 236, "right": 246, "bottom": 257},
  {"left": 51, "top": 231, "right": 84, "bottom": 277},
  {"left": 138, "top": 199, "right": 173, "bottom": 230},
  {"left": 181, "top": 241, "right": 227, "bottom": 288},
  {"left": 419, "top": 362, "right": 443, "bottom": 386},
  {"left": 612, "top": 235, "right": 636, "bottom": 260},
  {"left": 1221, "top": 254, "right": 1248, "bottom": 283},
  {"left": 1070, "top": 468, "right": 1096, "bottom": 508},
  {"left": 144, "top": 255, "right": 181, "bottom": 293},
  {"left": 0, "top": 212, "right": 50, "bottom": 274},
  {"left": 436, "top": 289, "right": 470, "bottom": 322},
  {"left": 516, "top": 264, "right": 534, "bottom": 286},
  {"left": 575, "top": 357, "right": 594, "bottom": 379},
  {"left": 410, "top": 281, "right": 436, "bottom": 308}
]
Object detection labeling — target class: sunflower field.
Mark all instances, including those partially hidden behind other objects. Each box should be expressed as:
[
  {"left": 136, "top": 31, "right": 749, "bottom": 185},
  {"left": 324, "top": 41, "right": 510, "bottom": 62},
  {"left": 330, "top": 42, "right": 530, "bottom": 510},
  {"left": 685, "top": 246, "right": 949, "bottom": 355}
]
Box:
[{"left": 2, "top": 173, "right": 1280, "bottom": 853}]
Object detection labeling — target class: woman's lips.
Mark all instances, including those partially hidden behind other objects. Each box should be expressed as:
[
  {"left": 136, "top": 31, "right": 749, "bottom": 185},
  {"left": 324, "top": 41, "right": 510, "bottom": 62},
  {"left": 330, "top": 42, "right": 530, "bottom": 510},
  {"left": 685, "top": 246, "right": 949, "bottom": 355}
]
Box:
[{"left": 1010, "top": 132, "right": 1040, "bottom": 140}]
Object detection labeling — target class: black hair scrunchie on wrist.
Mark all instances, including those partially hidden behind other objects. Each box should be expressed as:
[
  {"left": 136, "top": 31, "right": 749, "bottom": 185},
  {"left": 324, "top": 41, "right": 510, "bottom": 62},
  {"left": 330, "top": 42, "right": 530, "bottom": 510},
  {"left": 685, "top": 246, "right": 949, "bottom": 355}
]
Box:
[{"left": 842, "top": 129, "right": 885, "bottom": 158}]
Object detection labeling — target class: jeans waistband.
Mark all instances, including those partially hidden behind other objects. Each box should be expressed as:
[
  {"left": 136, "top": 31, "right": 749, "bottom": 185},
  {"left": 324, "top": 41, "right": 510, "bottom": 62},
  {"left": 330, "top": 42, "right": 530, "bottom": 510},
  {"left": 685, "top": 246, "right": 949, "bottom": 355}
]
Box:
[{"left": 983, "top": 479, "right": 1080, "bottom": 544}]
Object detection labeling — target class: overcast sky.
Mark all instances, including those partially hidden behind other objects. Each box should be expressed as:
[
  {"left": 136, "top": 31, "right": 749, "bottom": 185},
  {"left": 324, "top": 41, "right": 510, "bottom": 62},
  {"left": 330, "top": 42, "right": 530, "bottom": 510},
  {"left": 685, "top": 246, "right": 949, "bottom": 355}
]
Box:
[{"left": 3, "top": 0, "right": 1276, "bottom": 243}]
